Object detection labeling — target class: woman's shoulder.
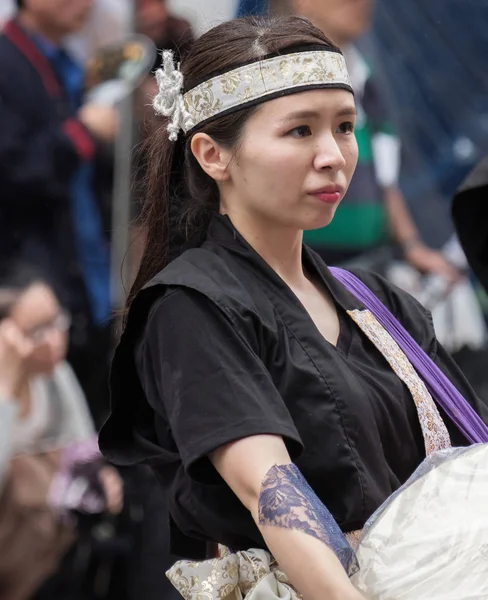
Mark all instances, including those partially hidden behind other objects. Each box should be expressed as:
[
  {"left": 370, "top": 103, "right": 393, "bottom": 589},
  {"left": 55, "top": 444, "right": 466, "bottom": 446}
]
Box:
[
  {"left": 147, "top": 246, "right": 244, "bottom": 292},
  {"left": 348, "top": 267, "right": 436, "bottom": 352},
  {"left": 141, "top": 246, "right": 275, "bottom": 327}
]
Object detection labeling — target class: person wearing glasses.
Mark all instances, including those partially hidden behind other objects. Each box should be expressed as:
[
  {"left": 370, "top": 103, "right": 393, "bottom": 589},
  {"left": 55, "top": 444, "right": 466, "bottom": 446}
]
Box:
[
  {"left": 0, "top": 262, "right": 123, "bottom": 600},
  {"left": 0, "top": 264, "right": 91, "bottom": 454}
]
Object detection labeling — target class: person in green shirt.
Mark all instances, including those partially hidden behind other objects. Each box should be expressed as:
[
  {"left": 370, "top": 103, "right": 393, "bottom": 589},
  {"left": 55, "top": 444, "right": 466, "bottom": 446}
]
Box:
[{"left": 292, "top": 0, "right": 458, "bottom": 281}]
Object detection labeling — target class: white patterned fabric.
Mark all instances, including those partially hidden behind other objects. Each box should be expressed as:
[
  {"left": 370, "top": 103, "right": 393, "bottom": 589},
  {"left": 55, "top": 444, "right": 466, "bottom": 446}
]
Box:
[
  {"left": 166, "top": 547, "right": 301, "bottom": 600},
  {"left": 347, "top": 309, "right": 452, "bottom": 456},
  {"left": 182, "top": 50, "right": 352, "bottom": 132},
  {"left": 352, "top": 444, "right": 488, "bottom": 599}
]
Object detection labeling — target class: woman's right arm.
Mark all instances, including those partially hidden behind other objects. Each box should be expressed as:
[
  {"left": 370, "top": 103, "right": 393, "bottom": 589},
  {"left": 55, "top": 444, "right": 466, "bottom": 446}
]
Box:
[
  {"left": 133, "top": 290, "right": 364, "bottom": 598},
  {"left": 211, "top": 434, "right": 365, "bottom": 600}
]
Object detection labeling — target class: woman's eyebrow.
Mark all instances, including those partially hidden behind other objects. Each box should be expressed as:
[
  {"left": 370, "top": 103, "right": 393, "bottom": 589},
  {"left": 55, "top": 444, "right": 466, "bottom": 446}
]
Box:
[
  {"left": 336, "top": 106, "right": 357, "bottom": 118},
  {"left": 278, "top": 110, "right": 321, "bottom": 124},
  {"left": 279, "top": 106, "right": 357, "bottom": 124}
]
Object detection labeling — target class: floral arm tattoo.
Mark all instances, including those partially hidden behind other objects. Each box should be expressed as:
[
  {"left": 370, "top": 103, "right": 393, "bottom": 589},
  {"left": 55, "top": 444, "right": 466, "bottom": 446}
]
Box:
[{"left": 258, "top": 464, "right": 358, "bottom": 576}]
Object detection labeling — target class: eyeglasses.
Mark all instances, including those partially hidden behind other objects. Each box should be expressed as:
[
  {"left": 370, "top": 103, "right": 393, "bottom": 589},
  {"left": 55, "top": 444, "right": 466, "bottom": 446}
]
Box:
[{"left": 25, "top": 310, "right": 72, "bottom": 344}]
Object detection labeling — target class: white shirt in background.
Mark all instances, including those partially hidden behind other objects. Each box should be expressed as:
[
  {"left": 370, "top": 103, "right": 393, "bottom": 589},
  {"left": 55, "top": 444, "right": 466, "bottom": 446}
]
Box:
[{"left": 0, "top": 0, "right": 14, "bottom": 27}]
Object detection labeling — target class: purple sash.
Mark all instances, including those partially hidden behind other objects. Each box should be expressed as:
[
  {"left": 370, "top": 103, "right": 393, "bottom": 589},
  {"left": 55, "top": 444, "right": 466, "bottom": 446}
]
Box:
[{"left": 331, "top": 267, "right": 488, "bottom": 444}]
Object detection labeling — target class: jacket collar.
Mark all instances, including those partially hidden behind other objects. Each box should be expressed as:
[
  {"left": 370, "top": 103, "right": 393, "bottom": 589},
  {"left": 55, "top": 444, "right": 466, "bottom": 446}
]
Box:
[{"left": 206, "top": 213, "right": 365, "bottom": 312}]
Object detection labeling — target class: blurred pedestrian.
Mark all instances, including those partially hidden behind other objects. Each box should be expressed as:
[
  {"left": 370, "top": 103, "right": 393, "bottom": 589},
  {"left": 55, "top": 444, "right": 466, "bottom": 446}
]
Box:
[
  {"left": 0, "top": 262, "right": 123, "bottom": 600},
  {"left": 292, "top": 0, "right": 459, "bottom": 282},
  {"left": 0, "top": 0, "right": 118, "bottom": 425}
]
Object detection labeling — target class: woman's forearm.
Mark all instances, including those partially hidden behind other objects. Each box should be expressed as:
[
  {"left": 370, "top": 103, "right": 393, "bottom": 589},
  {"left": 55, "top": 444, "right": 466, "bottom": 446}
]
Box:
[
  {"left": 252, "top": 463, "right": 362, "bottom": 600},
  {"left": 256, "top": 522, "right": 363, "bottom": 600},
  {"left": 211, "top": 436, "right": 364, "bottom": 600}
]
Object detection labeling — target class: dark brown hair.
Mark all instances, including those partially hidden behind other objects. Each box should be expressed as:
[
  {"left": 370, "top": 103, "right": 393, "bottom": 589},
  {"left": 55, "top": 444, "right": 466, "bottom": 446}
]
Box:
[
  {"left": 129, "top": 15, "right": 337, "bottom": 310},
  {"left": 0, "top": 262, "right": 49, "bottom": 321}
]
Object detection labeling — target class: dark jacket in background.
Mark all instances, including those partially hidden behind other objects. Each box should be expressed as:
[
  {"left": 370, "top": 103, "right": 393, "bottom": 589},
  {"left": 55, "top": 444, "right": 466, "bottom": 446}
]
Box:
[
  {"left": 0, "top": 20, "right": 110, "bottom": 342},
  {"left": 452, "top": 157, "right": 488, "bottom": 294},
  {"left": 0, "top": 20, "right": 113, "bottom": 425}
]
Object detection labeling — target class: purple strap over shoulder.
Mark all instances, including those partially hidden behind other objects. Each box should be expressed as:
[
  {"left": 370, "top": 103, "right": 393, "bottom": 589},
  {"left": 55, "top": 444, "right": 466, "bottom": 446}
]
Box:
[{"left": 330, "top": 267, "right": 488, "bottom": 445}]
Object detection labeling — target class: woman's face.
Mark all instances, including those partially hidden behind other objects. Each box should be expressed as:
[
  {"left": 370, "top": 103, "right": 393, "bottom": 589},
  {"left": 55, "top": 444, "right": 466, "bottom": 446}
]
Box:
[
  {"left": 220, "top": 89, "right": 358, "bottom": 232},
  {"left": 9, "top": 283, "right": 69, "bottom": 376}
]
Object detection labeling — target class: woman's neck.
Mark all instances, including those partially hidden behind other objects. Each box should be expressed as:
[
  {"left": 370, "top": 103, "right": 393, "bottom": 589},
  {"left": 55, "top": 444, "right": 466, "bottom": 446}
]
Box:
[{"left": 225, "top": 210, "right": 307, "bottom": 288}]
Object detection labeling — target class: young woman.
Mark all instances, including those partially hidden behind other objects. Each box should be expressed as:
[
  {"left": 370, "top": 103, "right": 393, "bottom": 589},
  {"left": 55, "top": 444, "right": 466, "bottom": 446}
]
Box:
[{"left": 99, "top": 15, "right": 487, "bottom": 600}]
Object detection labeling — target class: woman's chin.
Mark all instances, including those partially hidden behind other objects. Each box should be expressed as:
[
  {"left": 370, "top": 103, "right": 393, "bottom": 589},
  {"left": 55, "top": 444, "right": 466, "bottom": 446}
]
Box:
[
  {"left": 300, "top": 204, "right": 338, "bottom": 231},
  {"left": 303, "top": 215, "right": 335, "bottom": 232}
]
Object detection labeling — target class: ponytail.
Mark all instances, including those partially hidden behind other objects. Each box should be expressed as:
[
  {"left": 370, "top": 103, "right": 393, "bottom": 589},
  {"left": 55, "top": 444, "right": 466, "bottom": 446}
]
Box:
[
  {"left": 126, "top": 108, "right": 252, "bottom": 313},
  {"left": 126, "top": 128, "right": 175, "bottom": 311}
]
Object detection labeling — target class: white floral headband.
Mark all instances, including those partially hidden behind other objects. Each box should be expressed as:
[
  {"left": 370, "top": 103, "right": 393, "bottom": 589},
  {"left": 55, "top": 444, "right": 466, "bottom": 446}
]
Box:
[{"left": 153, "top": 48, "right": 353, "bottom": 142}]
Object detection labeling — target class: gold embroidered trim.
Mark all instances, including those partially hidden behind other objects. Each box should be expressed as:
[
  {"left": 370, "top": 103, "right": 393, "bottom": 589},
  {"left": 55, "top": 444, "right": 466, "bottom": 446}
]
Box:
[
  {"left": 347, "top": 309, "right": 451, "bottom": 455},
  {"left": 183, "top": 50, "right": 351, "bottom": 131},
  {"left": 167, "top": 547, "right": 302, "bottom": 599}
]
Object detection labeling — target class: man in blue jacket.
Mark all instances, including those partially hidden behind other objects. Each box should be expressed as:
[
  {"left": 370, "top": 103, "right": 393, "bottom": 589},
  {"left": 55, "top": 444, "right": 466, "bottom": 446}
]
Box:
[{"left": 0, "top": 0, "right": 118, "bottom": 422}]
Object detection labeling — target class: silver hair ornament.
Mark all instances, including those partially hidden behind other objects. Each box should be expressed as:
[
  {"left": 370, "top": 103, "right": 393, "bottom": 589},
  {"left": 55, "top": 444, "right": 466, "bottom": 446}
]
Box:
[{"left": 152, "top": 50, "right": 195, "bottom": 141}]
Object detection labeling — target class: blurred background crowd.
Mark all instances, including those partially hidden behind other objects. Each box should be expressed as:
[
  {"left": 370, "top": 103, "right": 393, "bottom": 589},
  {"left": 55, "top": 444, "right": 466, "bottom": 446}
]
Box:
[{"left": 0, "top": 0, "right": 487, "bottom": 599}]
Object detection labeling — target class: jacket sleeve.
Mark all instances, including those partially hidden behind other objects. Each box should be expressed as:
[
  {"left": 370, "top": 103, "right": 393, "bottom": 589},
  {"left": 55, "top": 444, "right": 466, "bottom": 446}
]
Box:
[{"left": 0, "top": 90, "right": 95, "bottom": 205}]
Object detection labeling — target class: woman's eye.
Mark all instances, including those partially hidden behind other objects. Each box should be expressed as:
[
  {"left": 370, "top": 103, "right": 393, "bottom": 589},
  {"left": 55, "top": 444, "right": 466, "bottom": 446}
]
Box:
[
  {"left": 288, "top": 125, "right": 312, "bottom": 138},
  {"left": 336, "top": 121, "right": 355, "bottom": 134}
]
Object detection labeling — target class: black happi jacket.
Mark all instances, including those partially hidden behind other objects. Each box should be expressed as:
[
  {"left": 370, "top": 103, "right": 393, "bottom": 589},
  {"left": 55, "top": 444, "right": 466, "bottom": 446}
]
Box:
[{"left": 100, "top": 214, "right": 485, "bottom": 558}]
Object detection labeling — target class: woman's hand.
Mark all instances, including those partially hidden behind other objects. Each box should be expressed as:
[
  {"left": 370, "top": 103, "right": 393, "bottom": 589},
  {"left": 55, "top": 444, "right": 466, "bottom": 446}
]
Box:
[
  {"left": 404, "top": 243, "right": 461, "bottom": 284},
  {"left": 0, "top": 319, "right": 33, "bottom": 398}
]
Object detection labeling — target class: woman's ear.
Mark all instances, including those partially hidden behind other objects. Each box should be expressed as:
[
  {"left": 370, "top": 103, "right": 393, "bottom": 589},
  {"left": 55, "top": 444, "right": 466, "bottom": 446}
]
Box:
[{"left": 190, "top": 133, "right": 231, "bottom": 182}]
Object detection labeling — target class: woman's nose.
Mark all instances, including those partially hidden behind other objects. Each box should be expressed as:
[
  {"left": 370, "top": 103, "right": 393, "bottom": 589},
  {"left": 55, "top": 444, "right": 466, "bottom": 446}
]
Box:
[{"left": 312, "top": 134, "right": 346, "bottom": 172}]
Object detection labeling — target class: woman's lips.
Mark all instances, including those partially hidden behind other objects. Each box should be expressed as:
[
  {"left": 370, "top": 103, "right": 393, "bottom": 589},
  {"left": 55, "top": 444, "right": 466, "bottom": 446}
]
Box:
[{"left": 310, "top": 190, "right": 343, "bottom": 204}]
